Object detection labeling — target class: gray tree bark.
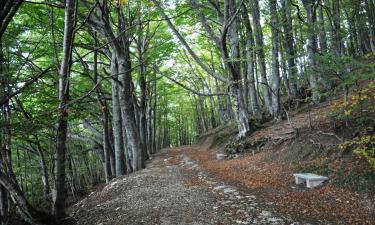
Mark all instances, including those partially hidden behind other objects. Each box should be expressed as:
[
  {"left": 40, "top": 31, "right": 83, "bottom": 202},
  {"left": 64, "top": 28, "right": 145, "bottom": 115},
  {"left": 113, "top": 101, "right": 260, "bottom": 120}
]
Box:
[
  {"left": 302, "top": 0, "right": 320, "bottom": 103},
  {"left": 332, "top": 0, "right": 342, "bottom": 56},
  {"left": 242, "top": 3, "right": 262, "bottom": 119},
  {"left": 250, "top": 0, "right": 273, "bottom": 113},
  {"left": 281, "top": 0, "right": 298, "bottom": 99},
  {"left": 269, "top": 0, "right": 281, "bottom": 119},
  {"left": 111, "top": 54, "right": 126, "bottom": 177},
  {"left": 222, "top": 0, "right": 250, "bottom": 137},
  {"left": 53, "top": 0, "right": 77, "bottom": 219}
]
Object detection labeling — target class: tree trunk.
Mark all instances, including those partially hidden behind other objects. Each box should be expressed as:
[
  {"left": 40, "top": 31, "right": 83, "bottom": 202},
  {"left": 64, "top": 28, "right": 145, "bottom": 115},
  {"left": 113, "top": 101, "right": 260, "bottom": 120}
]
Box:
[
  {"left": 364, "top": 0, "right": 375, "bottom": 52},
  {"left": 281, "top": 0, "right": 298, "bottom": 99},
  {"left": 332, "top": 0, "right": 342, "bottom": 56},
  {"left": 110, "top": 55, "right": 126, "bottom": 177},
  {"left": 35, "top": 140, "right": 50, "bottom": 202},
  {"left": 317, "top": 3, "right": 332, "bottom": 90},
  {"left": 269, "top": 0, "right": 281, "bottom": 119},
  {"left": 222, "top": 0, "right": 250, "bottom": 137},
  {"left": 250, "top": 0, "right": 272, "bottom": 113},
  {"left": 242, "top": 3, "right": 261, "bottom": 119},
  {"left": 137, "top": 34, "right": 148, "bottom": 164},
  {"left": 302, "top": 0, "right": 320, "bottom": 103},
  {"left": 53, "top": 0, "right": 77, "bottom": 219},
  {"left": 318, "top": 3, "right": 328, "bottom": 54},
  {"left": 0, "top": 172, "right": 51, "bottom": 225},
  {"left": 117, "top": 49, "right": 144, "bottom": 171}
]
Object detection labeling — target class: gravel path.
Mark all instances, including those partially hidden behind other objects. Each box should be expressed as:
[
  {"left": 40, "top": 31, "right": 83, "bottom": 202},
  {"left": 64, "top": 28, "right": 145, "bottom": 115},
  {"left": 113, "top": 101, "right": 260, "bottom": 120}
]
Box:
[{"left": 70, "top": 147, "right": 305, "bottom": 225}]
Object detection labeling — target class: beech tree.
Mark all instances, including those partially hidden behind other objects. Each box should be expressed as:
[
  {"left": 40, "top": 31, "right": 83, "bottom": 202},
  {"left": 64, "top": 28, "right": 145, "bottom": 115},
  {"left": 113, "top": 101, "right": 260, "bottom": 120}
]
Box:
[{"left": 0, "top": 0, "right": 373, "bottom": 224}]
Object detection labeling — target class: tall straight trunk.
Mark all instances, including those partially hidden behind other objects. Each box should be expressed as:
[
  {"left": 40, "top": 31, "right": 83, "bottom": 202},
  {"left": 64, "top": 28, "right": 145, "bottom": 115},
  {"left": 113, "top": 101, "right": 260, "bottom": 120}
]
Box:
[
  {"left": 202, "top": 80, "right": 217, "bottom": 128},
  {"left": 242, "top": 3, "right": 261, "bottom": 119},
  {"left": 364, "top": 0, "right": 375, "bottom": 52},
  {"left": 117, "top": 49, "right": 144, "bottom": 171},
  {"left": 346, "top": 10, "right": 359, "bottom": 56},
  {"left": 53, "top": 0, "right": 76, "bottom": 219},
  {"left": 152, "top": 69, "right": 157, "bottom": 153},
  {"left": 0, "top": 36, "right": 9, "bottom": 225},
  {"left": 223, "top": 0, "right": 250, "bottom": 137},
  {"left": 281, "top": 0, "right": 298, "bottom": 99},
  {"left": 269, "top": 0, "right": 281, "bottom": 119},
  {"left": 122, "top": 121, "right": 133, "bottom": 173},
  {"left": 110, "top": 55, "right": 126, "bottom": 176},
  {"left": 137, "top": 43, "right": 148, "bottom": 163},
  {"left": 250, "top": 0, "right": 272, "bottom": 113},
  {"left": 317, "top": 3, "right": 332, "bottom": 90},
  {"left": 332, "top": 0, "right": 342, "bottom": 56},
  {"left": 94, "top": 42, "right": 114, "bottom": 181},
  {"left": 318, "top": 4, "right": 327, "bottom": 53},
  {"left": 34, "top": 139, "right": 49, "bottom": 202},
  {"left": 214, "top": 79, "right": 227, "bottom": 125},
  {"left": 356, "top": 11, "right": 371, "bottom": 54},
  {"left": 302, "top": 0, "right": 320, "bottom": 103}
]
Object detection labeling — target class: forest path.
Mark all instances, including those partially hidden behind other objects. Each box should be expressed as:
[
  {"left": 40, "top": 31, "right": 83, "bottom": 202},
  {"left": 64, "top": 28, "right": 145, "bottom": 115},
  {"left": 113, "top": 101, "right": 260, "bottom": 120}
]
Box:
[{"left": 70, "top": 139, "right": 303, "bottom": 225}]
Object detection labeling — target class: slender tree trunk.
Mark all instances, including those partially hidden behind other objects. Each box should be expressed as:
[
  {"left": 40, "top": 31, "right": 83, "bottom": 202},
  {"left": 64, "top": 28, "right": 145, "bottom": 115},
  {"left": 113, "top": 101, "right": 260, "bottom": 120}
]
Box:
[
  {"left": 281, "top": 0, "right": 298, "bottom": 99},
  {"left": 117, "top": 49, "right": 144, "bottom": 171},
  {"left": 53, "top": 0, "right": 77, "bottom": 219},
  {"left": 318, "top": 4, "right": 328, "bottom": 54},
  {"left": 110, "top": 55, "right": 126, "bottom": 177},
  {"left": 223, "top": 0, "right": 250, "bottom": 137},
  {"left": 242, "top": 3, "right": 261, "bottom": 119},
  {"left": 332, "top": 0, "right": 342, "bottom": 56},
  {"left": 364, "top": 0, "right": 375, "bottom": 52},
  {"left": 317, "top": 3, "right": 332, "bottom": 90},
  {"left": 0, "top": 36, "right": 9, "bottom": 225},
  {"left": 93, "top": 40, "right": 114, "bottom": 182},
  {"left": 269, "top": 0, "right": 281, "bottom": 119},
  {"left": 34, "top": 139, "right": 50, "bottom": 202},
  {"left": 250, "top": 0, "right": 272, "bottom": 113},
  {"left": 302, "top": 0, "right": 320, "bottom": 103},
  {"left": 137, "top": 36, "right": 148, "bottom": 164}
]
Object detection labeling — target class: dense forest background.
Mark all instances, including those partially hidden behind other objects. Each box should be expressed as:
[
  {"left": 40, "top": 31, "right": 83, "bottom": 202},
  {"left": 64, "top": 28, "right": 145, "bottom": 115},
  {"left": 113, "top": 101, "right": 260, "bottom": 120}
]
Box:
[{"left": 0, "top": 0, "right": 374, "bottom": 224}]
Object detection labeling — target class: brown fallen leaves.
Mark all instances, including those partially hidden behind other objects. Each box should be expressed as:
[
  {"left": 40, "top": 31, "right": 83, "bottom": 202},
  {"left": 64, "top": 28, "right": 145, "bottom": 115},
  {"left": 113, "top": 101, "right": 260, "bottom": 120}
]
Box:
[{"left": 183, "top": 148, "right": 374, "bottom": 224}]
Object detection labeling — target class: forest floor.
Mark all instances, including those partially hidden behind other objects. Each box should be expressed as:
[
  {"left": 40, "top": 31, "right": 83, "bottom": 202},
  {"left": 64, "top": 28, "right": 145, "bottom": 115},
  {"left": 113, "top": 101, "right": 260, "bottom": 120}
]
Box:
[
  {"left": 70, "top": 94, "right": 375, "bottom": 225},
  {"left": 70, "top": 123, "right": 374, "bottom": 224},
  {"left": 69, "top": 140, "right": 302, "bottom": 225}
]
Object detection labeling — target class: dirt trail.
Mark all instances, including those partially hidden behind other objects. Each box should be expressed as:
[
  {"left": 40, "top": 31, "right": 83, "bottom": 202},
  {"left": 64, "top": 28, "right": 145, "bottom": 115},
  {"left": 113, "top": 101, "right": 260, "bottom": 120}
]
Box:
[{"left": 70, "top": 140, "right": 306, "bottom": 225}]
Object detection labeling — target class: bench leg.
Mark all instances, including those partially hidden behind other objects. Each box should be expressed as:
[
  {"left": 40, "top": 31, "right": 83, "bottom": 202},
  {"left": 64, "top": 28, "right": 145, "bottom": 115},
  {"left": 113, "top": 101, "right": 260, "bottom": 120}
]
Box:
[
  {"left": 306, "top": 180, "right": 324, "bottom": 188},
  {"left": 295, "top": 177, "right": 305, "bottom": 184}
]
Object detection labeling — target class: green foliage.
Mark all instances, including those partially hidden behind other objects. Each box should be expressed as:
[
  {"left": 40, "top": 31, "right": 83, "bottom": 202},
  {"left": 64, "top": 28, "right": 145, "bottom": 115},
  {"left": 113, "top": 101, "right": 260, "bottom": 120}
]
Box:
[
  {"left": 340, "top": 135, "right": 375, "bottom": 169},
  {"left": 335, "top": 167, "right": 375, "bottom": 193},
  {"left": 328, "top": 80, "right": 375, "bottom": 127},
  {"left": 298, "top": 160, "right": 332, "bottom": 175}
]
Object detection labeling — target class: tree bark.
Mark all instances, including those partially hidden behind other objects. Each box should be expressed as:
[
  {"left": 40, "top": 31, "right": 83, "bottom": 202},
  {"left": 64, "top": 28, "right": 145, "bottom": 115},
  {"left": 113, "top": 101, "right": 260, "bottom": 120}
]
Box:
[
  {"left": 242, "top": 3, "right": 262, "bottom": 119},
  {"left": 302, "top": 0, "right": 320, "bottom": 103},
  {"left": 269, "top": 0, "right": 281, "bottom": 119},
  {"left": 53, "top": 0, "right": 77, "bottom": 219},
  {"left": 281, "top": 0, "right": 298, "bottom": 99},
  {"left": 332, "top": 0, "right": 342, "bottom": 56},
  {"left": 110, "top": 54, "right": 126, "bottom": 177},
  {"left": 250, "top": 0, "right": 272, "bottom": 113},
  {"left": 222, "top": 0, "right": 250, "bottom": 137}
]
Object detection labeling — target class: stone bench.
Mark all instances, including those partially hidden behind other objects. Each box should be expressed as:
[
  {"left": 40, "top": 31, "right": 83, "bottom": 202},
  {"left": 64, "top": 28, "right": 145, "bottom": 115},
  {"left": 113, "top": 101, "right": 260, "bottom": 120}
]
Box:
[
  {"left": 293, "top": 173, "right": 328, "bottom": 188},
  {"left": 216, "top": 153, "right": 227, "bottom": 160}
]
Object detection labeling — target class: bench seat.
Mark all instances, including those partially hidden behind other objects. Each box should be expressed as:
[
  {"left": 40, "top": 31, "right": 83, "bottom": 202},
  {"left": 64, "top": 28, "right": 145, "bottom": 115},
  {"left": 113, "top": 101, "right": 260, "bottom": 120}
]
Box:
[{"left": 293, "top": 173, "right": 328, "bottom": 188}]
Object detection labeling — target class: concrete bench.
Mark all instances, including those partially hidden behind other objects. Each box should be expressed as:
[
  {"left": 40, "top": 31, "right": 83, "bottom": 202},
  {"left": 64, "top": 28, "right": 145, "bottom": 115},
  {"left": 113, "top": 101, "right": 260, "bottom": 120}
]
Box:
[
  {"left": 216, "top": 153, "right": 227, "bottom": 160},
  {"left": 293, "top": 173, "right": 328, "bottom": 188}
]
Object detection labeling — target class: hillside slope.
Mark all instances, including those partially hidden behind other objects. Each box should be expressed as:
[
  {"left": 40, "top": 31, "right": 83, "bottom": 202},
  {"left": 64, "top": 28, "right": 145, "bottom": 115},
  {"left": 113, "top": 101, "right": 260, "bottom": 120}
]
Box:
[{"left": 70, "top": 98, "right": 374, "bottom": 224}]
